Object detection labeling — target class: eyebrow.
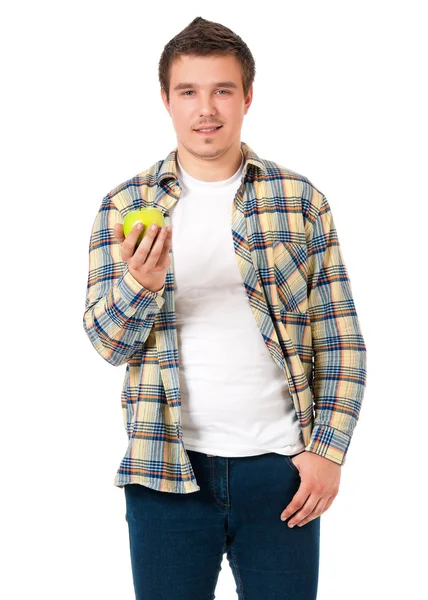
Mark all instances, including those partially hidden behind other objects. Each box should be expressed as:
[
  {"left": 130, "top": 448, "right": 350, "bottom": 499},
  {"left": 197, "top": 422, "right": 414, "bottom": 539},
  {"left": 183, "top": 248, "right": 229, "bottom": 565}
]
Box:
[{"left": 172, "top": 81, "right": 239, "bottom": 91}]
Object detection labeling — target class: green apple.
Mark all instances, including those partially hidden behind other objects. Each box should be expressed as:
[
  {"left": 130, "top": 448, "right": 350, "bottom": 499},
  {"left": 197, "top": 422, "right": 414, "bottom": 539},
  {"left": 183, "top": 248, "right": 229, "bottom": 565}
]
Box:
[{"left": 122, "top": 208, "right": 166, "bottom": 248}]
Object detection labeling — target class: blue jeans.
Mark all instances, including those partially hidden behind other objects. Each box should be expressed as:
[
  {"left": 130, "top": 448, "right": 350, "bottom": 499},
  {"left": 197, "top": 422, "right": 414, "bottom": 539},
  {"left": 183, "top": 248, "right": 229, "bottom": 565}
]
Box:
[{"left": 124, "top": 449, "right": 320, "bottom": 599}]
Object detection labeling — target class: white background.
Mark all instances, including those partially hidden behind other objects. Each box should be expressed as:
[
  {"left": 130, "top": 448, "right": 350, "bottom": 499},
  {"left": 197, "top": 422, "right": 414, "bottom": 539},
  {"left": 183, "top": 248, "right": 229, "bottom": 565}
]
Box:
[{"left": 1, "top": 1, "right": 426, "bottom": 598}]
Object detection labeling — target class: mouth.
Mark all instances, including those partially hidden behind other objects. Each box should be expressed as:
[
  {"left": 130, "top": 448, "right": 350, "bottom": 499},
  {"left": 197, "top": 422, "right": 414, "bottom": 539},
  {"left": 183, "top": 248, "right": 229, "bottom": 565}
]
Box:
[{"left": 193, "top": 126, "right": 223, "bottom": 136}]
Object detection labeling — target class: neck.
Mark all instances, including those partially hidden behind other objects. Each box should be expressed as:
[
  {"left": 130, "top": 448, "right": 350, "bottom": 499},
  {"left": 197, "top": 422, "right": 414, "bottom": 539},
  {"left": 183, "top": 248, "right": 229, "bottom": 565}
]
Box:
[{"left": 176, "top": 141, "right": 243, "bottom": 182}]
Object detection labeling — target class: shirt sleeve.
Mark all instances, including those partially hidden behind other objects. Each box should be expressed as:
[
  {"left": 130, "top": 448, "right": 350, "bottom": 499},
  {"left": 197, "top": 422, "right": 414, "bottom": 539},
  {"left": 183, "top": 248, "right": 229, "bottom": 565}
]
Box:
[
  {"left": 82, "top": 194, "right": 166, "bottom": 366},
  {"left": 304, "top": 194, "right": 367, "bottom": 466}
]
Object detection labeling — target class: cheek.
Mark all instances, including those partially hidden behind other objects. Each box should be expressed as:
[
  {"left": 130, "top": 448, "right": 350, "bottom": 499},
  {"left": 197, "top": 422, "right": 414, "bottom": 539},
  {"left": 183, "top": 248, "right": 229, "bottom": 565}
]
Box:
[
  {"left": 169, "top": 106, "right": 190, "bottom": 123},
  {"left": 172, "top": 117, "right": 190, "bottom": 134},
  {"left": 228, "top": 105, "right": 244, "bottom": 121},
  {"left": 178, "top": 113, "right": 194, "bottom": 129}
]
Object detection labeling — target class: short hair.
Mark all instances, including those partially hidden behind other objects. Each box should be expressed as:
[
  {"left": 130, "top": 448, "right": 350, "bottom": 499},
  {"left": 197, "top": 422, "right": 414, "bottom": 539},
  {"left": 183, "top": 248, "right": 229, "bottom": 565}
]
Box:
[{"left": 158, "top": 16, "right": 256, "bottom": 103}]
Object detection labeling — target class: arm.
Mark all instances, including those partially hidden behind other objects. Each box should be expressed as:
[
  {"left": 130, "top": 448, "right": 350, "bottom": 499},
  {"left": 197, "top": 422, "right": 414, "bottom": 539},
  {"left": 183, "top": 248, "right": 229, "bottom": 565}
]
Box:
[
  {"left": 82, "top": 194, "right": 166, "bottom": 366},
  {"left": 305, "top": 194, "right": 367, "bottom": 465}
]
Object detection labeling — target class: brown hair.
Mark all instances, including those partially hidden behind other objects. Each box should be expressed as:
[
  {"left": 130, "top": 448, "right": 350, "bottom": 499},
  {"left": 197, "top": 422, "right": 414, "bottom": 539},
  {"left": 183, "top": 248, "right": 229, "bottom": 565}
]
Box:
[{"left": 158, "top": 17, "right": 256, "bottom": 104}]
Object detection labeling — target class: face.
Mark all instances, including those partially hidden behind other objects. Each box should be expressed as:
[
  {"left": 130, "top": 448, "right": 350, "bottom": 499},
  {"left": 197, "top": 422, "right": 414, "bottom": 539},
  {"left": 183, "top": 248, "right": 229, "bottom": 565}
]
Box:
[{"left": 161, "top": 54, "right": 253, "bottom": 163}]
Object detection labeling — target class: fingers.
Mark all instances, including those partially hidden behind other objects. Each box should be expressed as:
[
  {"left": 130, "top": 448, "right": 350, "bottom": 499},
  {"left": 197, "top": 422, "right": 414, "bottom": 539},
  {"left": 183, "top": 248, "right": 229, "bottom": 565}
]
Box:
[
  {"left": 280, "top": 485, "right": 335, "bottom": 528},
  {"left": 285, "top": 494, "right": 321, "bottom": 528},
  {"left": 118, "top": 217, "right": 172, "bottom": 266},
  {"left": 280, "top": 486, "right": 310, "bottom": 523},
  {"left": 114, "top": 222, "right": 125, "bottom": 243},
  {"left": 120, "top": 222, "right": 146, "bottom": 261},
  {"left": 294, "top": 496, "right": 331, "bottom": 528},
  {"left": 151, "top": 226, "right": 172, "bottom": 267},
  {"left": 134, "top": 225, "right": 171, "bottom": 268}
]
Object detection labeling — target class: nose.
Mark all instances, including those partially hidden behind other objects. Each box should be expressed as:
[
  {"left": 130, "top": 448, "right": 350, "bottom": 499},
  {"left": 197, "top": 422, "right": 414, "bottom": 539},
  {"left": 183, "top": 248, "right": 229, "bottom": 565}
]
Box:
[{"left": 197, "top": 92, "right": 218, "bottom": 117}]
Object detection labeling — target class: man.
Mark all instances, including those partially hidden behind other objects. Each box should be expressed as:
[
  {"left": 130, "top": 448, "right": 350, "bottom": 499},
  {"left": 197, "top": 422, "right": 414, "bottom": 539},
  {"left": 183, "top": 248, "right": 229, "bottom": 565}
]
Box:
[{"left": 83, "top": 16, "right": 367, "bottom": 600}]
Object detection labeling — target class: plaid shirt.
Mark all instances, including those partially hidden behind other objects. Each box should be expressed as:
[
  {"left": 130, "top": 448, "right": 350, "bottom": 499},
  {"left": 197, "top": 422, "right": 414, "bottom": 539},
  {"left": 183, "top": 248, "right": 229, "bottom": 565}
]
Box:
[{"left": 83, "top": 141, "right": 367, "bottom": 493}]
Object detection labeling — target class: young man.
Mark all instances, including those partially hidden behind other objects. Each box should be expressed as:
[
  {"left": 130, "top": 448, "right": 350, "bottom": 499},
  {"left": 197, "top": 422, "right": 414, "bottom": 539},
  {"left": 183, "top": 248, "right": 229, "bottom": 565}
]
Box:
[{"left": 83, "top": 16, "right": 367, "bottom": 600}]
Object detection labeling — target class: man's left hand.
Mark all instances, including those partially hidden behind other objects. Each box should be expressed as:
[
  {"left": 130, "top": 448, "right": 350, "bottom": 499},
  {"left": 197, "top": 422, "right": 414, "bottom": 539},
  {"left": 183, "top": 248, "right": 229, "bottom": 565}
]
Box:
[{"left": 280, "top": 451, "right": 341, "bottom": 527}]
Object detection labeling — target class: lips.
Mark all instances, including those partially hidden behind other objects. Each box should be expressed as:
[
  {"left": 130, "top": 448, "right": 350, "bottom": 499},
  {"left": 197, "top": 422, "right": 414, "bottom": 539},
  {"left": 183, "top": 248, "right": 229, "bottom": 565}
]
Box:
[
  {"left": 194, "top": 126, "right": 222, "bottom": 132},
  {"left": 194, "top": 126, "right": 223, "bottom": 136}
]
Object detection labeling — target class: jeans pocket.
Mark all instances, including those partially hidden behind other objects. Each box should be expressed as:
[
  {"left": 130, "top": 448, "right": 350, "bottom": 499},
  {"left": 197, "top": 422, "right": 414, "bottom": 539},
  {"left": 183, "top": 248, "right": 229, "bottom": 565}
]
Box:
[{"left": 284, "top": 452, "right": 303, "bottom": 476}]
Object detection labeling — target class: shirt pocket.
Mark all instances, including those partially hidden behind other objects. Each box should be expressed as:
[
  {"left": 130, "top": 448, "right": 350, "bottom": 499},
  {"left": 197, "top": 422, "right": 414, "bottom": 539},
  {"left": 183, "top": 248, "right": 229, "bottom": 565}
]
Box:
[{"left": 272, "top": 240, "right": 308, "bottom": 314}]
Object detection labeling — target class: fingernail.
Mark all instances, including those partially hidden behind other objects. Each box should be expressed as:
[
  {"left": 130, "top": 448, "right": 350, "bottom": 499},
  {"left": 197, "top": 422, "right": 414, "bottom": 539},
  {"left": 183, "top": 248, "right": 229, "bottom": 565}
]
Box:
[
  {"left": 151, "top": 225, "right": 157, "bottom": 231},
  {"left": 137, "top": 223, "right": 143, "bottom": 230},
  {"left": 288, "top": 523, "right": 295, "bottom": 528},
  {"left": 281, "top": 515, "right": 286, "bottom": 521}
]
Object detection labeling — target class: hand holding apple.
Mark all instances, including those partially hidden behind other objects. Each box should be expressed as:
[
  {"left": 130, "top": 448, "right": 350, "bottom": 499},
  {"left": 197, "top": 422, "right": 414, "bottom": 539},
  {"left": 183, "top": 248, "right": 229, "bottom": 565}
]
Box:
[
  {"left": 114, "top": 208, "right": 172, "bottom": 293},
  {"left": 122, "top": 208, "right": 166, "bottom": 248}
]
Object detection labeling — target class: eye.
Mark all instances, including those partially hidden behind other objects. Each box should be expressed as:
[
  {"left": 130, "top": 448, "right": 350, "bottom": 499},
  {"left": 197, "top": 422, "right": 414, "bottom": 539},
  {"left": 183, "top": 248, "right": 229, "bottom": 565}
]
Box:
[{"left": 181, "top": 90, "right": 230, "bottom": 96}]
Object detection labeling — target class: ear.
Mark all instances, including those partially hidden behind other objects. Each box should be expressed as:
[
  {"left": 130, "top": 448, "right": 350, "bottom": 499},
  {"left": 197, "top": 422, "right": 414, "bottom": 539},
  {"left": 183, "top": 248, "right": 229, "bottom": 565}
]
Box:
[
  {"left": 243, "top": 84, "right": 253, "bottom": 115},
  {"left": 161, "top": 88, "right": 171, "bottom": 116}
]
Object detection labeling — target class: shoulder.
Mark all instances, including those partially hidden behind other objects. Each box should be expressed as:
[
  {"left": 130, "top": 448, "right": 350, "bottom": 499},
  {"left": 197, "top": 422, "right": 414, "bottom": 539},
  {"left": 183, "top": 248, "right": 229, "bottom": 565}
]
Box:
[
  {"left": 258, "top": 156, "right": 326, "bottom": 217},
  {"left": 102, "top": 159, "right": 164, "bottom": 211}
]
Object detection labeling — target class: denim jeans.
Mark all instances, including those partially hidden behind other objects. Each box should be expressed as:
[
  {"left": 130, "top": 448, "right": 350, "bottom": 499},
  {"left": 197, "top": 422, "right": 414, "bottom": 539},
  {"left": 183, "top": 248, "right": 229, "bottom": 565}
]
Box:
[{"left": 124, "top": 449, "right": 320, "bottom": 599}]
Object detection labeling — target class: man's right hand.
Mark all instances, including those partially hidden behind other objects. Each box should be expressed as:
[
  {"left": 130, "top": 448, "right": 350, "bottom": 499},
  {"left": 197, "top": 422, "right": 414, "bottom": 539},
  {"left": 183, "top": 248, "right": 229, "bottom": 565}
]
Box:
[{"left": 114, "top": 221, "right": 172, "bottom": 293}]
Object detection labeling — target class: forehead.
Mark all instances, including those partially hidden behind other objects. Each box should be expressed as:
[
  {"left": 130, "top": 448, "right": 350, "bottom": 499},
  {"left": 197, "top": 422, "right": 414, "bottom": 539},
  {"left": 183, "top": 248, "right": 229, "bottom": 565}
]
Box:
[{"left": 169, "top": 54, "right": 242, "bottom": 87}]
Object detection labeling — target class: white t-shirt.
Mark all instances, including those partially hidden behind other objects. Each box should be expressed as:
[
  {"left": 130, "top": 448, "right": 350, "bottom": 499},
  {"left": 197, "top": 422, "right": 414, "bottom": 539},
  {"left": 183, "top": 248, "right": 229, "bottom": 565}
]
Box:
[{"left": 168, "top": 150, "right": 305, "bottom": 457}]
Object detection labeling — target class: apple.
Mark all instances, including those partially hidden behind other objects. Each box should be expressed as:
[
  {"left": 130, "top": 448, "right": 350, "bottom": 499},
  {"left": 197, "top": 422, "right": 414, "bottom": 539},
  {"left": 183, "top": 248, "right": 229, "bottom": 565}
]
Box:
[{"left": 122, "top": 208, "right": 166, "bottom": 248}]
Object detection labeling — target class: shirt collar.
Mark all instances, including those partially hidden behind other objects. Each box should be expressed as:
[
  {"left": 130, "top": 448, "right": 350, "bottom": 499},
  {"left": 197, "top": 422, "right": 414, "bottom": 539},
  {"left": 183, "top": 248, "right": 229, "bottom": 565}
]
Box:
[{"left": 157, "top": 140, "right": 266, "bottom": 186}]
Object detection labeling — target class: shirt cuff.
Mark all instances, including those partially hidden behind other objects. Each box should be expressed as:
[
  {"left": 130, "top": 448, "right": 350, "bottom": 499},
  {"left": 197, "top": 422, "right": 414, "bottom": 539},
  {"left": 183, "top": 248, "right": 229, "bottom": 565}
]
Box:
[
  {"left": 304, "top": 424, "right": 351, "bottom": 466},
  {"left": 117, "top": 268, "right": 166, "bottom": 310}
]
